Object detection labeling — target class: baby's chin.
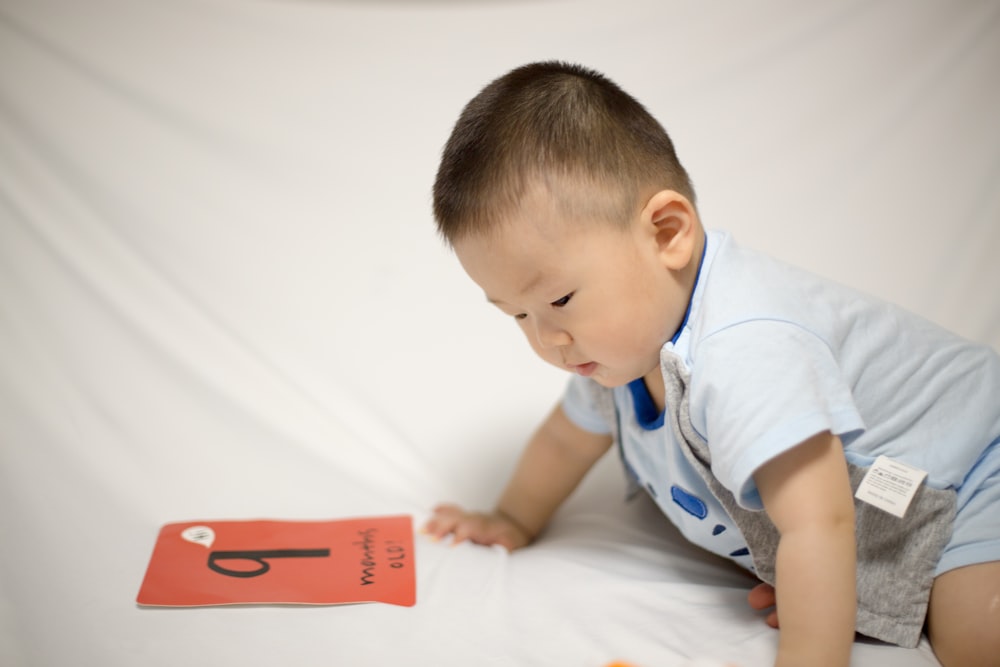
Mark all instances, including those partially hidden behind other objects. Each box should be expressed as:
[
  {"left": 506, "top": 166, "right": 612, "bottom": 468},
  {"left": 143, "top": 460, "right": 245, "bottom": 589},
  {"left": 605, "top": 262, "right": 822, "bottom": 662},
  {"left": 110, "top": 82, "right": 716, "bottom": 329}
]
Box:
[
  {"left": 547, "top": 359, "right": 652, "bottom": 389},
  {"left": 576, "top": 366, "right": 641, "bottom": 389}
]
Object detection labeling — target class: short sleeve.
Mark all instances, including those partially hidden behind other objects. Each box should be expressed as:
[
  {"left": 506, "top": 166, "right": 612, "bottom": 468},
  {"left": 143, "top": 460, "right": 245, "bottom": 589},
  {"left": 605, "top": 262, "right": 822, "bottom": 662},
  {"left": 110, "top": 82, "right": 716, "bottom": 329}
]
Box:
[
  {"left": 689, "top": 320, "right": 866, "bottom": 509},
  {"left": 561, "top": 375, "right": 613, "bottom": 435}
]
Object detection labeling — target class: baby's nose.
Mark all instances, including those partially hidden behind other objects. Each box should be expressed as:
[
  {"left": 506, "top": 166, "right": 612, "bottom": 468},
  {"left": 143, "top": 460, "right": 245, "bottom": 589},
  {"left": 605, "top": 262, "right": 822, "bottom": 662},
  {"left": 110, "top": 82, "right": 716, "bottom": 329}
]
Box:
[{"left": 534, "top": 320, "right": 572, "bottom": 349}]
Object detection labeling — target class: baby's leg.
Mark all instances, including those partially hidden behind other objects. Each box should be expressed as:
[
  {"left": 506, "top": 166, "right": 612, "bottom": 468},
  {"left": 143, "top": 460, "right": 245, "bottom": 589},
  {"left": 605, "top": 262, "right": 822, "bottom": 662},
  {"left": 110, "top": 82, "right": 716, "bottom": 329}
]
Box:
[{"left": 926, "top": 560, "right": 1000, "bottom": 667}]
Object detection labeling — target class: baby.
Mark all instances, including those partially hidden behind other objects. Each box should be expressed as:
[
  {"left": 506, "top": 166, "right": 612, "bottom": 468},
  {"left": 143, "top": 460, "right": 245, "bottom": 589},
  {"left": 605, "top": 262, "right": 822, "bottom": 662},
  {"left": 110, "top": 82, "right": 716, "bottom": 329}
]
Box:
[{"left": 423, "top": 61, "right": 1000, "bottom": 667}]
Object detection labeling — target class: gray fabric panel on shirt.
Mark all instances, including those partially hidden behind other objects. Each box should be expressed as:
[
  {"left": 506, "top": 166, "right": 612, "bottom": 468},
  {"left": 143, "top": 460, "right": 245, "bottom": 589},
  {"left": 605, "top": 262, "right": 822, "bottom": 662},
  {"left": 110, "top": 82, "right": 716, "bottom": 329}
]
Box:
[{"left": 598, "top": 352, "right": 956, "bottom": 648}]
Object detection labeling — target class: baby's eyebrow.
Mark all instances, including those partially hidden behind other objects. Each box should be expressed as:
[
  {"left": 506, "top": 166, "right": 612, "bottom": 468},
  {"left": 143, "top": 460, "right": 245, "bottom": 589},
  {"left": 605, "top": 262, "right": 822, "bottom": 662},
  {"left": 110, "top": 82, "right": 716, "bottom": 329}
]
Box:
[
  {"left": 516, "top": 271, "right": 548, "bottom": 297},
  {"left": 483, "top": 270, "right": 550, "bottom": 308}
]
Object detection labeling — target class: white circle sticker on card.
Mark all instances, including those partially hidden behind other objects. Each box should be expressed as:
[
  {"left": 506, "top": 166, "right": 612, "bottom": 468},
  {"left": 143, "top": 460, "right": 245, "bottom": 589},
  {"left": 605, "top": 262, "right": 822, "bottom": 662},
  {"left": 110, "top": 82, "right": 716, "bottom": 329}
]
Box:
[{"left": 181, "top": 525, "right": 215, "bottom": 549}]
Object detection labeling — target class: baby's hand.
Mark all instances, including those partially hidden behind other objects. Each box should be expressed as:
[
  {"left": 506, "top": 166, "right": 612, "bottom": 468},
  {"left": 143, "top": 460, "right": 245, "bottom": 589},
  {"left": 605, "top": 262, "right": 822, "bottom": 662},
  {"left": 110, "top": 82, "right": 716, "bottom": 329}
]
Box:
[
  {"left": 422, "top": 503, "right": 532, "bottom": 552},
  {"left": 747, "top": 582, "right": 780, "bottom": 629},
  {"left": 606, "top": 659, "right": 738, "bottom": 667}
]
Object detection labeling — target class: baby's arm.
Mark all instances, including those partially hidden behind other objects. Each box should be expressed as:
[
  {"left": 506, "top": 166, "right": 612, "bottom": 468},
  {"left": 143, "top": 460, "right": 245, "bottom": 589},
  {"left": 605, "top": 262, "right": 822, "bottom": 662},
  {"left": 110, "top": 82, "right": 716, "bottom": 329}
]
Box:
[
  {"left": 753, "top": 430, "right": 857, "bottom": 667},
  {"left": 423, "top": 403, "right": 613, "bottom": 551}
]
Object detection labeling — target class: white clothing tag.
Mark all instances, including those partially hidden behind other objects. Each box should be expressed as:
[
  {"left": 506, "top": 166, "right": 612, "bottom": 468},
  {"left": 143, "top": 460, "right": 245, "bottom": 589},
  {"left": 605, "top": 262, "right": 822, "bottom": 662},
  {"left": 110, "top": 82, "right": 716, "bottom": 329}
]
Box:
[{"left": 855, "top": 455, "right": 928, "bottom": 518}]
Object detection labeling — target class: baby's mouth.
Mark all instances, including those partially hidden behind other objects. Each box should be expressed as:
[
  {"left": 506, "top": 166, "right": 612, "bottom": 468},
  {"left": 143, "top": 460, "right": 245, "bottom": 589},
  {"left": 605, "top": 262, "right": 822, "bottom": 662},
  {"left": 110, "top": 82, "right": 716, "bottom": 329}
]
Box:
[{"left": 569, "top": 362, "right": 598, "bottom": 377}]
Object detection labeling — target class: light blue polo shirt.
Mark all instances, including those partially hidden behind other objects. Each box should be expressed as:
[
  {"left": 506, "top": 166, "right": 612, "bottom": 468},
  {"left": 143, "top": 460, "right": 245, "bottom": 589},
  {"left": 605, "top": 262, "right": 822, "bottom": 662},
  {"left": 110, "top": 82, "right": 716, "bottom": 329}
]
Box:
[{"left": 563, "top": 229, "right": 1000, "bottom": 573}]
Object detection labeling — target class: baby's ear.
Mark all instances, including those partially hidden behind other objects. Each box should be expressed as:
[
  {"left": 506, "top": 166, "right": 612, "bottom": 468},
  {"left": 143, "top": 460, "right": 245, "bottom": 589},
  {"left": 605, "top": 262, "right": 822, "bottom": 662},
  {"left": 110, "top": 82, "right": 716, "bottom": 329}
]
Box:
[{"left": 641, "top": 189, "right": 699, "bottom": 270}]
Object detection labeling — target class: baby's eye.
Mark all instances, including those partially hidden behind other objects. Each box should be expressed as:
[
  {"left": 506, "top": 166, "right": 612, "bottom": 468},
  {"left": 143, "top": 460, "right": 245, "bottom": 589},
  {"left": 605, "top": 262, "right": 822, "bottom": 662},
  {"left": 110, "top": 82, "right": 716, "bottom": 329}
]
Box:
[
  {"left": 551, "top": 293, "right": 574, "bottom": 308},
  {"left": 514, "top": 313, "right": 528, "bottom": 320}
]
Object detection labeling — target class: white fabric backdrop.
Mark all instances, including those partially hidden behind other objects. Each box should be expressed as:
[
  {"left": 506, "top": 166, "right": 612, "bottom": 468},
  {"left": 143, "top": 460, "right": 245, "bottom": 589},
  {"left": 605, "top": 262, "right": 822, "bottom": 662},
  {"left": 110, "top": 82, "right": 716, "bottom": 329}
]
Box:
[{"left": 1, "top": 1, "right": 997, "bottom": 665}]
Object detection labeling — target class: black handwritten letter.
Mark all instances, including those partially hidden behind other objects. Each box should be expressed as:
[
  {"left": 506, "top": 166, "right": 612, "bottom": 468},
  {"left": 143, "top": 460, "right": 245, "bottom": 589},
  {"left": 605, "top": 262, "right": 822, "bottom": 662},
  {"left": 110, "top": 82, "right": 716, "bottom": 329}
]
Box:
[{"left": 207, "top": 549, "right": 331, "bottom": 578}]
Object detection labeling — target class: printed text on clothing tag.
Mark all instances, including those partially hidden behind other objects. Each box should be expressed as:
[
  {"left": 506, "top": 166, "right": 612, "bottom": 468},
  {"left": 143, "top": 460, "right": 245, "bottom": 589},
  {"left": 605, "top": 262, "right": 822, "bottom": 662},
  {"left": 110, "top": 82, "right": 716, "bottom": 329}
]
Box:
[{"left": 855, "top": 455, "right": 928, "bottom": 518}]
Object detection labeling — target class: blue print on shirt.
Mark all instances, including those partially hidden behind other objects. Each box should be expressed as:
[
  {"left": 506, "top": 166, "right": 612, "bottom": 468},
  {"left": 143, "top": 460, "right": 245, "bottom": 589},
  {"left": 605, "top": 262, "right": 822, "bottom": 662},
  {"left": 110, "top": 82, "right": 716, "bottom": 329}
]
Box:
[
  {"left": 626, "top": 378, "right": 750, "bottom": 565},
  {"left": 670, "top": 485, "right": 708, "bottom": 519},
  {"left": 669, "top": 487, "right": 749, "bottom": 559}
]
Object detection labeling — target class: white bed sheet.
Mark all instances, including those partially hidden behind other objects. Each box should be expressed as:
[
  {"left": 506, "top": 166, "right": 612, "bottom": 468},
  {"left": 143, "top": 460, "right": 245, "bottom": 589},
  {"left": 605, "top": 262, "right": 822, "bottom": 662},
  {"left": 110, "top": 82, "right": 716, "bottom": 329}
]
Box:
[{"left": 1, "top": 1, "right": 998, "bottom": 665}]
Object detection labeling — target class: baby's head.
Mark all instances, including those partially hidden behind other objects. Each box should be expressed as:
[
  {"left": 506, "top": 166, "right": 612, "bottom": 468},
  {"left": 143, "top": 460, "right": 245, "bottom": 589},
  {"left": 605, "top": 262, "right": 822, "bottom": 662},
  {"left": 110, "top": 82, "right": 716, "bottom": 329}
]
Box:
[
  {"left": 432, "top": 62, "right": 704, "bottom": 388},
  {"left": 432, "top": 60, "right": 697, "bottom": 245}
]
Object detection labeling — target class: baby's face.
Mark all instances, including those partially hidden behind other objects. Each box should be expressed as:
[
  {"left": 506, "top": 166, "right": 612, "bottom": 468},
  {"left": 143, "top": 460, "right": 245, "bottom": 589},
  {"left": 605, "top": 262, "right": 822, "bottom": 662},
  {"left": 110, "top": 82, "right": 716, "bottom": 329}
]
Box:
[{"left": 453, "top": 193, "right": 690, "bottom": 389}]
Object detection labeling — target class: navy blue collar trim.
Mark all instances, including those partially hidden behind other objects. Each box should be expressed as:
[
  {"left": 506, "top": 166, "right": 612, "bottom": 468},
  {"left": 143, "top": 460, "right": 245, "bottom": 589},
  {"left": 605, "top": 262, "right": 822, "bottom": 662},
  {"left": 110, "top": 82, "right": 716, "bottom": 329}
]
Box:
[
  {"left": 628, "top": 378, "right": 665, "bottom": 430},
  {"left": 627, "top": 238, "right": 708, "bottom": 432},
  {"left": 670, "top": 237, "right": 708, "bottom": 346}
]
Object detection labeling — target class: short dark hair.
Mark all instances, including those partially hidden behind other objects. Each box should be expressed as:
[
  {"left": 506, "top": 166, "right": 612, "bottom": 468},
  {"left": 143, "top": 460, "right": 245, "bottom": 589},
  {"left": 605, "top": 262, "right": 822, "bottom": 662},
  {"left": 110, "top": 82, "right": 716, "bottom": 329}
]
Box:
[{"left": 432, "top": 61, "right": 696, "bottom": 244}]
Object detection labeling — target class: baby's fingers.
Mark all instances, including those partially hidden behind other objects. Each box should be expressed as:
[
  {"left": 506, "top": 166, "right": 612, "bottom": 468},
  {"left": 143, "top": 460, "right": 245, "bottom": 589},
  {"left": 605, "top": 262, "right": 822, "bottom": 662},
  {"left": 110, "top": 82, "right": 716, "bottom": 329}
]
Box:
[
  {"left": 450, "top": 520, "right": 475, "bottom": 547},
  {"left": 747, "top": 582, "right": 775, "bottom": 611},
  {"left": 422, "top": 503, "right": 464, "bottom": 540},
  {"left": 747, "top": 582, "right": 779, "bottom": 628}
]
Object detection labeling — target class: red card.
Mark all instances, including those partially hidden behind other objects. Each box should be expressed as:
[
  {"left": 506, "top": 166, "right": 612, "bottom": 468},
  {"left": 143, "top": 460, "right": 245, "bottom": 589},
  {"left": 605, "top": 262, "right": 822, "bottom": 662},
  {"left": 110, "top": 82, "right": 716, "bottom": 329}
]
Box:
[{"left": 136, "top": 515, "right": 415, "bottom": 607}]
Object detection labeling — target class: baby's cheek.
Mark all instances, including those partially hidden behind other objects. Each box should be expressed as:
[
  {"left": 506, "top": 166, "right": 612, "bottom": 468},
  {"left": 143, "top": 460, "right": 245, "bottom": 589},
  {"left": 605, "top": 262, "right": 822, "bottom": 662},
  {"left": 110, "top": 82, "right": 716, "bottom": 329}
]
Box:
[{"left": 526, "top": 341, "right": 560, "bottom": 367}]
